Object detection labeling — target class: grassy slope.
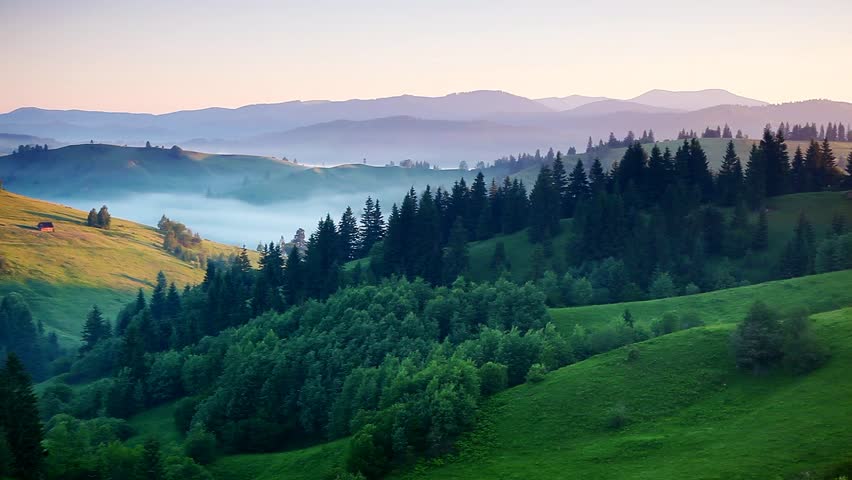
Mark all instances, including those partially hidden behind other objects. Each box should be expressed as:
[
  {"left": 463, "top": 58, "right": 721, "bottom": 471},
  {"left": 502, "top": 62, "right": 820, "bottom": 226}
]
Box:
[
  {"left": 208, "top": 439, "right": 349, "bottom": 480},
  {"left": 397, "top": 307, "right": 852, "bottom": 480},
  {"left": 126, "top": 400, "right": 183, "bottom": 447},
  {"left": 205, "top": 271, "right": 852, "bottom": 480},
  {"left": 0, "top": 190, "right": 247, "bottom": 341},
  {"left": 550, "top": 269, "right": 852, "bottom": 333}
]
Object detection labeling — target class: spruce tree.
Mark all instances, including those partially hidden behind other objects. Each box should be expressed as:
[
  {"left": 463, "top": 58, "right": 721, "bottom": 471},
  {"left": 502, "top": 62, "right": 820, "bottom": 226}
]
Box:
[
  {"left": 589, "top": 158, "right": 607, "bottom": 194},
  {"left": 442, "top": 217, "right": 469, "bottom": 284},
  {"left": 282, "top": 246, "right": 304, "bottom": 306},
  {"left": 337, "top": 206, "right": 359, "bottom": 262},
  {"left": 790, "top": 146, "right": 807, "bottom": 193},
  {"left": 845, "top": 152, "right": 852, "bottom": 189},
  {"left": 566, "top": 159, "right": 590, "bottom": 216},
  {"left": 528, "top": 166, "right": 561, "bottom": 243},
  {"left": 646, "top": 145, "right": 672, "bottom": 204},
  {"left": 716, "top": 140, "right": 744, "bottom": 206},
  {"left": 551, "top": 153, "right": 569, "bottom": 216},
  {"left": 744, "top": 144, "right": 766, "bottom": 209},
  {"left": 0, "top": 353, "right": 45, "bottom": 479},
  {"left": 80, "top": 305, "right": 110, "bottom": 355}
]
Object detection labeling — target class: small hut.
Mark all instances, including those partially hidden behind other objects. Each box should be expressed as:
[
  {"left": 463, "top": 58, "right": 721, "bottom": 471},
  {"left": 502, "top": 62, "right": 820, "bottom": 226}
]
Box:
[{"left": 37, "top": 221, "right": 55, "bottom": 232}]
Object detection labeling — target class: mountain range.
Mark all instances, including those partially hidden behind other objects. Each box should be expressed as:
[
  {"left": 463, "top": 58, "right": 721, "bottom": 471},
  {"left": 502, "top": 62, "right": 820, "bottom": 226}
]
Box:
[{"left": 1, "top": 89, "right": 851, "bottom": 167}]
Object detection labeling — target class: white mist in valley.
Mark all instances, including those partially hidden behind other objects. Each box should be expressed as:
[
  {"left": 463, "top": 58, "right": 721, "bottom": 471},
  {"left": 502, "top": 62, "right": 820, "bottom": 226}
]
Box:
[{"left": 59, "top": 192, "right": 391, "bottom": 247}]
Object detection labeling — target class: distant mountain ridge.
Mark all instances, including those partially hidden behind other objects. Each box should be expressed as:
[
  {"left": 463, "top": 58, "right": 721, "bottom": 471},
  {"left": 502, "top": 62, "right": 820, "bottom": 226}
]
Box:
[{"left": 2, "top": 90, "right": 850, "bottom": 167}]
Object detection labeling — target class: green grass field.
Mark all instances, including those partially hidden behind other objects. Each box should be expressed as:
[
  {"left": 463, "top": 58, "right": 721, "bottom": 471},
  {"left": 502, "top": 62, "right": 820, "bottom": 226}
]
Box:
[
  {"left": 550, "top": 269, "right": 852, "bottom": 333},
  {"left": 0, "top": 190, "right": 249, "bottom": 342},
  {"left": 126, "top": 400, "right": 183, "bottom": 447},
  {"left": 208, "top": 439, "right": 349, "bottom": 480}
]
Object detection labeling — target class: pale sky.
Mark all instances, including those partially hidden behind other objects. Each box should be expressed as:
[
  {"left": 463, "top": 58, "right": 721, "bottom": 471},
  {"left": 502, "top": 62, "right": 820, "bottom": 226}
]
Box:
[{"left": 2, "top": 0, "right": 851, "bottom": 114}]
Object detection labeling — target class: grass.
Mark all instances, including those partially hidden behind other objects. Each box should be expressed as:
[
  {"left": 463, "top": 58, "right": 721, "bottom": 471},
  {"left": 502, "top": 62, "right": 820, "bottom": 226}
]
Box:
[
  {"left": 550, "top": 269, "right": 852, "bottom": 333},
  {"left": 126, "top": 400, "right": 183, "bottom": 447},
  {"left": 394, "top": 306, "right": 852, "bottom": 480},
  {"left": 0, "top": 189, "right": 249, "bottom": 342},
  {"left": 207, "top": 439, "right": 349, "bottom": 480}
]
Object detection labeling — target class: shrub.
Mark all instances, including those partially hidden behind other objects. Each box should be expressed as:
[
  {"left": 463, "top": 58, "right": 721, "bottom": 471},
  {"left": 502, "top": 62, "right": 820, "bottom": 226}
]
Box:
[
  {"left": 782, "top": 310, "right": 829, "bottom": 374},
  {"left": 648, "top": 271, "right": 677, "bottom": 299},
  {"left": 606, "top": 403, "right": 629, "bottom": 430},
  {"left": 478, "top": 362, "right": 508, "bottom": 396},
  {"left": 625, "top": 345, "right": 640, "bottom": 363},
  {"left": 732, "top": 301, "right": 784, "bottom": 374},
  {"left": 525, "top": 363, "right": 547, "bottom": 384},
  {"left": 184, "top": 425, "right": 218, "bottom": 465},
  {"left": 683, "top": 283, "right": 701, "bottom": 296},
  {"left": 174, "top": 397, "right": 202, "bottom": 434}
]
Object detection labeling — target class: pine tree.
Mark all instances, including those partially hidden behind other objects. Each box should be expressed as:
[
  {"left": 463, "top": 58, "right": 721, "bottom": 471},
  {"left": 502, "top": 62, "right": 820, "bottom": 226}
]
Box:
[
  {"left": 744, "top": 144, "right": 766, "bottom": 208},
  {"left": 551, "top": 153, "right": 569, "bottom": 216},
  {"left": 819, "top": 138, "right": 839, "bottom": 189},
  {"left": 468, "top": 172, "right": 489, "bottom": 236},
  {"left": 442, "top": 217, "right": 469, "bottom": 284},
  {"left": 716, "top": 140, "right": 743, "bottom": 206},
  {"left": 589, "top": 158, "right": 607, "bottom": 194},
  {"left": 528, "top": 166, "right": 561, "bottom": 243},
  {"left": 150, "top": 271, "right": 168, "bottom": 321},
  {"left": 646, "top": 145, "right": 672, "bottom": 205},
  {"left": 338, "top": 206, "right": 359, "bottom": 262},
  {"left": 282, "top": 245, "right": 304, "bottom": 306},
  {"left": 0, "top": 353, "right": 45, "bottom": 479},
  {"left": 80, "top": 305, "right": 110, "bottom": 355},
  {"left": 565, "top": 159, "right": 590, "bottom": 216},
  {"left": 761, "top": 129, "right": 791, "bottom": 197},
  {"left": 790, "top": 146, "right": 807, "bottom": 193},
  {"left": 845, "top": 152, "right": 852, "bottom": 189}
]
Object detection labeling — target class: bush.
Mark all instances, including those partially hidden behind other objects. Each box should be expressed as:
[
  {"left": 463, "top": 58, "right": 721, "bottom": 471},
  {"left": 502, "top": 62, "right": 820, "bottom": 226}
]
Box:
[
  {"left": 648, "top": 271, "right": 677, "bottom": 299},
  {"left": 346, "top": 424, "right": 387, "bottom": 480},
  {"left": 525, "top": 363, "right": 547, "bottom": 384},
  {"left": 782, "top": 310, "right": 829, "bottom": 375},
  {"left": 184, "top": 425, "right": 218, "bottom": 465},
  {"left": 606, "top": 403, "right": 629, "bottom": 430},
  {"left": 732, "top": 301, "right": 784, "bottom": 374},
  {"left": 174, "top": 397, "right": 202, "bottom": 434},
  {"left": 478, "top": 362, "right": 508, "bottom": 396},
  {"left": 683, "top": 283, "right": 701, "bottom": 296},
  {"left": 624, "top": 345, "right": 640, "bottom": 363}
]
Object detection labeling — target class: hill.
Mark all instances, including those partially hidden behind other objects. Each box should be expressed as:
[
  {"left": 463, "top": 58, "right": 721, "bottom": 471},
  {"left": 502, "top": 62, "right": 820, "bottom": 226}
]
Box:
[
  {"left": 0, "top": 143, "right": 300, "bottom": 200},
  {"left": 203, "top": 272, "right": 852, "bottom": 479},
  {"left": 396, "top": 306, "right": 852, "bottom": 480},
  {"left": 0, "top": 190, "right": 247, "bottom": 342}
]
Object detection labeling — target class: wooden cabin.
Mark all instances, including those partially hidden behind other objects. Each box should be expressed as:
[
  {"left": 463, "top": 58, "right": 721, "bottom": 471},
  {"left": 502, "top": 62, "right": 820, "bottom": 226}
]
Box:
[{"left": 37, "top": 221, "right": 55, "bottom": 232}]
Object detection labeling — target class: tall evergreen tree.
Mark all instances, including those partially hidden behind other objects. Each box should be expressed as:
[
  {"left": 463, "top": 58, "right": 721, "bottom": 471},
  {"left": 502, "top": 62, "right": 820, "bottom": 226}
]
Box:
[
  {"left": 589, "top": 158, "right": 607, "bottom": 194},
  {"left": 282, "top": 245, "right": 304, "bottom": 306},
  {"left": 752, "top": 209, "right": 769, "bottom": 251},
  {"left": 551, "top": 153, "right": 569, "bottom": 216},
  {"left": 0, "top": 353, "right": 44, "bottom": 480},
  {"left": 80, "top": 305, "right": 110, "bottom": 355},
  {"left": 338, "top": 206, "right": 359, "bottom": 262},
  {"left": 744, "top": 144, "right": 766, "bottom": 208},
  {"left": 790, "top": 146, "right": 807, "bottom": 193},
  {"left": 716, "top": 140, "right": 744, "bottom": 206},
  {"left": 442, "top": 217, "right": 469, "bottom": 284},
  {"left": 142, "top": 437, "right": 165, "bottom": 480},
  {"left": 566, "top": 159, "right": 590, "bottom": 216},
  {"left": 761, "top": 129, "right": 791, "bottom": 197},
  {"left": 86, "top": 208, "right": 98, "bottom": 227},
  {"left": 97, "top": 205, "right": 111, "bottom": 229},
  {"left": 528, "top": 166, "right": 561, "bottom": 242},
  {"left": 646, "top": 145, "right": 673, "bottom": 204}
]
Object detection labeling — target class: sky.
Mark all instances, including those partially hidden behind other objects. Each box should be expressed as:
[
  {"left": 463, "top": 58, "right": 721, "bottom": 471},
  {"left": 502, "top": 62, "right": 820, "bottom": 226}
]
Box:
[{"left": 2, "top": 0, "right": 851, "bottom": 114}]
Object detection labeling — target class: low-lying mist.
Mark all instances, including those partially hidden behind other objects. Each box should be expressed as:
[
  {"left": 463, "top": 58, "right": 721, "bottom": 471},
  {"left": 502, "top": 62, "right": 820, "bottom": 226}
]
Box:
[{"left": 62, "top": 192, "right": 387, "bottom": 247}]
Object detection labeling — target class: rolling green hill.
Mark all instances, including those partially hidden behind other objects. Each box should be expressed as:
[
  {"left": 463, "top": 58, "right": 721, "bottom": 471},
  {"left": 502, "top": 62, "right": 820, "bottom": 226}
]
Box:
[
  {"left": 0, "top": 189, "right": 248, "bottom": 342},
  {"left": 0, "top": 143, "right": 301, "bottom": 199},
  {"left": 549, "top": 269, "right": 852, "bottom": 333},
  {"left": 202, "top": 270, "right": 852, "bottom": 480},
  {"left": 395, "top": 306, "right": 852, "bottom": 480}
]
